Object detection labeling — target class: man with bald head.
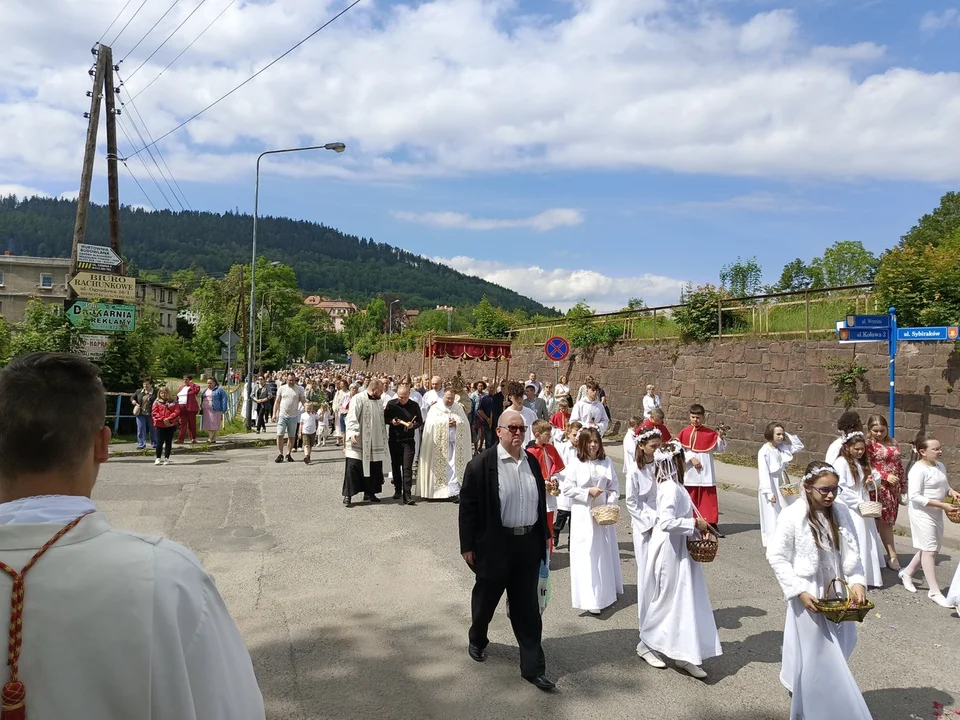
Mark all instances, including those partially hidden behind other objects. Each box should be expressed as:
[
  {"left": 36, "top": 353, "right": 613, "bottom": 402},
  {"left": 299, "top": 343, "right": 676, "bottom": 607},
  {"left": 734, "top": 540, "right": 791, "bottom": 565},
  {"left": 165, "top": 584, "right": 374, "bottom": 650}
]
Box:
[
  {"left": 458, "top": 409, "right": 555, "bottom": 691},
  {"left": 383, "top": 384, "right": 423, "bottom": 505},
  {"left": 342, "top": 378, "right": 388, "bottom": 507}
]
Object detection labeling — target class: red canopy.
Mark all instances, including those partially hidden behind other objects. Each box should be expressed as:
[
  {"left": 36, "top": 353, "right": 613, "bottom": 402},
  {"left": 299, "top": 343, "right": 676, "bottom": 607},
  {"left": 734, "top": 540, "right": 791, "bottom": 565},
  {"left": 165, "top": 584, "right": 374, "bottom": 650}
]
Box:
[{"left": 423, "top": 337, "right": 512, "bottom": 361}]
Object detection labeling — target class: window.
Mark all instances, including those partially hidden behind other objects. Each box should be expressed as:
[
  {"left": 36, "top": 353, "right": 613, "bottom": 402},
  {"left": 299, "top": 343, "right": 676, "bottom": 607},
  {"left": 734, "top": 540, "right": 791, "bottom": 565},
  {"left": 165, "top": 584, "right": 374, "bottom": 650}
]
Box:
[
  {"left": 167, "top": 313, "right": 173, "bottom": 328},
  {"left": 0, "top": 271, "right": 4, "bottom": 286},
  {"left": 40, "top": 273, "right": 53, "bottom": 289},
  {"left": 168, "top": 290, "right": 174, "bottom": 303}
]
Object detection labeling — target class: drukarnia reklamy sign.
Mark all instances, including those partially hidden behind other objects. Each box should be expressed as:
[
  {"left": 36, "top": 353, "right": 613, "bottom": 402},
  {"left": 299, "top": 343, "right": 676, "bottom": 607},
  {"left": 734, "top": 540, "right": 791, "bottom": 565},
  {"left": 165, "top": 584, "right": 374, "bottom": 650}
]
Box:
[{"left": 67, "top": 302, "right": 137, "bottom": 333}]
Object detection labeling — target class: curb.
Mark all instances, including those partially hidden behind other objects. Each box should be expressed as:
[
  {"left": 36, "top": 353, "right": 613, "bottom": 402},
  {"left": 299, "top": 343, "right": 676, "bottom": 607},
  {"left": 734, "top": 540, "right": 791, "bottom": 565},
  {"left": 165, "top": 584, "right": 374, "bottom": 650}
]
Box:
[{"left": 109, "top": 438, "right": 267, "bottom": 458}]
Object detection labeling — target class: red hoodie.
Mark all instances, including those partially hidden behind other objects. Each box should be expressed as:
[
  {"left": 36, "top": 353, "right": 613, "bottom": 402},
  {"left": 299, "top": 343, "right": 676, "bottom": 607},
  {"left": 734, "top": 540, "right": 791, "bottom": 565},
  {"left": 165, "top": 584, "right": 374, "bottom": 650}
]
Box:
[
  {"left": 152, "top": 401, "right": 181, "bottom": 428},
  {"left": 526, "top": 442, "right": 566, "bottom": 481}
]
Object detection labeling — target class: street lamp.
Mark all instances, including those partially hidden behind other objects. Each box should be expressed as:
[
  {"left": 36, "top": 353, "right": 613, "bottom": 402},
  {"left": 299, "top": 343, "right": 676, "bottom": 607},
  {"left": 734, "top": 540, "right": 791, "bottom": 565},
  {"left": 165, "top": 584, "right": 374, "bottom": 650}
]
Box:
[
  {"left": 389, "top": 299, "right": 400, "bottom": 338},
  {"left": 245, "top": 142, "right": 346, "bottom": 429}
]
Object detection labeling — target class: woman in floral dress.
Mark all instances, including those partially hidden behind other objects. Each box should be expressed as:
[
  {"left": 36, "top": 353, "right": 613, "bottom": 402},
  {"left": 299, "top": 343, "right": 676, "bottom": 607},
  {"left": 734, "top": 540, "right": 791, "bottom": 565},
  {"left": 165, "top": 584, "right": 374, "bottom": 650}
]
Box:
[{"left": 865, "top": 414, "right": 906, "bottom": 571}]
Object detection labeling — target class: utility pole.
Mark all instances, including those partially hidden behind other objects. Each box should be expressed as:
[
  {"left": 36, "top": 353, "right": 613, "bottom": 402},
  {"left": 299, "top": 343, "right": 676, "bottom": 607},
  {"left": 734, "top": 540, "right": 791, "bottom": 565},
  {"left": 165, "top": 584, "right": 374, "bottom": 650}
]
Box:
[
  {"left": 102, "top": 46, "right": 124, "bottom": 273},
  {"left": 71, "top": 45, "right": 109, "bottom": 281}
]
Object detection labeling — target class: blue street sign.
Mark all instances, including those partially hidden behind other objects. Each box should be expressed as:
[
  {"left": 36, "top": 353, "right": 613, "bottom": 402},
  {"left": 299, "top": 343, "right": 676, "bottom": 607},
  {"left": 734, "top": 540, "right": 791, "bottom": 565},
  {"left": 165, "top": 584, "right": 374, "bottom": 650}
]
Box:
[
  {"left": 837, "top": 327, "right": 890, "bottom": 343},
  {"left": 897, "top": 326, "right": 960, "bottom": 342},
  {"left": 544, "top": 336, "right": 570, "bottom": 361},
  {"left": 846, "top": 314, "right": 890, "bottom": 329}
]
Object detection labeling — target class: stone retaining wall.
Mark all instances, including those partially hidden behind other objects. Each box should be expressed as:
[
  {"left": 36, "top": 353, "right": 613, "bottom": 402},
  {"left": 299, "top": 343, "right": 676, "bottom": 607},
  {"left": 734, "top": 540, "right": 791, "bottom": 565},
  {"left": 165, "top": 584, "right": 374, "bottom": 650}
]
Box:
[{"left": 352, "top": 340, "right": 960, "bottom": 479}]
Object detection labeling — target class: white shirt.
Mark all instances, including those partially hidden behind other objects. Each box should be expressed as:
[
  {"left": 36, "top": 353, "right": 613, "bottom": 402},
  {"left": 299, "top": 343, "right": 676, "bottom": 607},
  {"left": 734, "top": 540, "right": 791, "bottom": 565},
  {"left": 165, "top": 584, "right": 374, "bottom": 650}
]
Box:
[
  {"left": 0, "top": 506, "right": 264, "bottom": 720},
  {"left": 642, "top": 394, "right": 661, "bottom": 420},
  {"left": 570, "top": 398, "right": 608, "bottom": 436},
  {"left": 299, "top": 411, "right": 319, "bottom": 435},
  {"left": 622, "top": 429, "right": 637, "bottom": 476},
  {"left": 497, "top": 444, "right": 539, "bottom": 528},
  {"left": 421, "top": 389, "right": 442, "bottom": 415},
  {"left": 276, "top": 384, "right": 306, "bottom": 419}
]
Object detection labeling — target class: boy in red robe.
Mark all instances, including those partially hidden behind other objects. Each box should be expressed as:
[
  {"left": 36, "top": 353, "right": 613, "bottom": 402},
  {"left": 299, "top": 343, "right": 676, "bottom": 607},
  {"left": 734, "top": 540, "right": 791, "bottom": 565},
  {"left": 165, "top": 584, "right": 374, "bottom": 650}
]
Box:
[
  {"left": 677, "top": 403, "right": 727, "bottom": 536},
  {"left": 526, "top": 419, "right": 565, "bottom": 554},
  {"left": 637, "top": 408, "right": 671, "bottom": 444}
]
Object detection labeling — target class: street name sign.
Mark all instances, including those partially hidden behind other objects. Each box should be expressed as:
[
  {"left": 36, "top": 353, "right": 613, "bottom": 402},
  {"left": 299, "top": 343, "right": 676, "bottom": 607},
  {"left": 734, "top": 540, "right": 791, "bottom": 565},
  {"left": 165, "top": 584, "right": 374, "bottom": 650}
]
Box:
[
  {"left": 67, "top": 301, "right": 136, "bottom": 332},
  {"left": 221, "top": 348, "right": 234, "bottom": 361},
  {"left": 897, "top": 326, "right": 960, "bottom": 342},
  {"left": 837, "top": 326, "right": 889, "bottom": 343},
  {"left": 845, "top": 314, "right": 890, "bottom": 329},
  {"left": 80, "top": 334, "right": 110, "bottom": 358},
  {"left": 68, "top": 272, "right": 136, "bottom": 302},
  {"left": 76, "top": 244, "right": 122, "bottom": 272}
]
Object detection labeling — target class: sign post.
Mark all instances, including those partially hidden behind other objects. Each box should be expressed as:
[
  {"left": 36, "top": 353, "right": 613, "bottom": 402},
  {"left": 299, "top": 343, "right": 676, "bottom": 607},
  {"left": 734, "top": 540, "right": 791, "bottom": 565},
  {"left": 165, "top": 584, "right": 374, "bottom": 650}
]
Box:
[
  {"left": 220, "top": 330, "right": 241, "bottom": 383},
  {"left": 889, "top": 308, "right": 897, "bottom": 438},
  {"left": 544, "top": 336, "right": 570, "bottom": 387}
]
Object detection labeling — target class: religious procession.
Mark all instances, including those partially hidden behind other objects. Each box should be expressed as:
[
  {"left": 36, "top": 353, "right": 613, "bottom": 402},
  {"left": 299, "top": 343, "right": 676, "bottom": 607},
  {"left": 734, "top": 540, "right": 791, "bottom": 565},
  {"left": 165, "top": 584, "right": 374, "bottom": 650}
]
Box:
[{"left": 331, "top": 366, "right": 960, "bottom": 716}]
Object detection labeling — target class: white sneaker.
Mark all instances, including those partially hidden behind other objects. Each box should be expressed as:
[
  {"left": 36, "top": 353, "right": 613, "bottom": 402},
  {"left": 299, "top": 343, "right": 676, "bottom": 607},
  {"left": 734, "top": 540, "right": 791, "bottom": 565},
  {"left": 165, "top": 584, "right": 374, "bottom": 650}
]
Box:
[
  {"left": 162, "top": 458, "right": 171, "bottom": 465},
  {"left": 900, "top": 570, "right": 917, "bottom": 593},
  {"left": 636, "top": 642, "right": 666, "bottom": 668},
  {"left": 588, "top": 609, "right": 602, "bottom": 615},
  {"left": 929, "top": 591, "right": 952, "bottom": 608},
  {"left": 154, "top": 458, "right": 162, "bottom": 466},
  {"left": 675, "top": 660, "right": 707, "bottom": 679}
]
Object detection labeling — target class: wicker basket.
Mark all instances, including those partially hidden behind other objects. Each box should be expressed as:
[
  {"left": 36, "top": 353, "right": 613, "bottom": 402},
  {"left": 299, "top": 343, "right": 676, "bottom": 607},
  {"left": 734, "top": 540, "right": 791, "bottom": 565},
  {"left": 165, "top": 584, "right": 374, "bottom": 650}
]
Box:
[
  {"left": 686, "top": 532, "right": 719, "bottom": 563},
  {"left": 813, "top": 578, "right": 874, "bottom": 623},
  {"left": 947, "top": 498, "right": 960, "bottom": 525},
  {"left": 590, "top": 496, "right": 619, "bottom": 525},
  {"left": 858, "top": 478, "right": 882, "bottom": 519},
  {"left": 779, "top": 482, "right": 799, "bottom": 497}
]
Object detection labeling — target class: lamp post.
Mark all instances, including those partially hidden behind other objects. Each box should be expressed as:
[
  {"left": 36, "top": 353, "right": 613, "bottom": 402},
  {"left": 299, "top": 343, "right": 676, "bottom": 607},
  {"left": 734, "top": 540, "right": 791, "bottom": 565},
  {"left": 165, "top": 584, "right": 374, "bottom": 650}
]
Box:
[
  {"left": 389, "top": 299, "right": 400, "bottom": 339},
  {"left": 245, "top": 142, "right": 346, "bottom": 429}
]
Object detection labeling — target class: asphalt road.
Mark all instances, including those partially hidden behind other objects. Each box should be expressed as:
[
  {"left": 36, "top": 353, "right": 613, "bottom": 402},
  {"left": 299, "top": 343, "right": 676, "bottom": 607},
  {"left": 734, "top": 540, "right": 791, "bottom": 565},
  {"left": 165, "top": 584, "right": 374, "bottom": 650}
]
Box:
[{"left": 93, "top": 446, "right": 960, "bottom": 720}]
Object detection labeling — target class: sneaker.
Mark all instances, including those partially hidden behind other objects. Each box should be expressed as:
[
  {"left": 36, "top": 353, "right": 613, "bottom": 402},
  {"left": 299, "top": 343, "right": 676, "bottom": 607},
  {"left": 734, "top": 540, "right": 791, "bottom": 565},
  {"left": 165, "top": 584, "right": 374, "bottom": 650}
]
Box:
[
  {"left": 303, "top": 457, "right": 311, "bottom": 465},
  {"left": 587, "top": 609, "right": 602, "bottom": 616},
  {"left": 275, "top": 454, "right": 284, "bottom": 463},
  {"left": 899, "top": 570, "right": 917, "bottom": 593},
  {"left": 162, "top": 458, "right": 170, "bottom": 465},
  {"left": 675, "top": 660, "right": 707, "bottom": 679},
  {"left": 154, "top": 458, "right": 162, "bottom": 466},
  {"left": 636, "top": 642, "right": 666, "bottom": 668},
  {"left": 285, "top": 454, "right": 294, "bottom": 462},
  {"left": 929, "top": 591, "right": 952, "bottom": 608}
]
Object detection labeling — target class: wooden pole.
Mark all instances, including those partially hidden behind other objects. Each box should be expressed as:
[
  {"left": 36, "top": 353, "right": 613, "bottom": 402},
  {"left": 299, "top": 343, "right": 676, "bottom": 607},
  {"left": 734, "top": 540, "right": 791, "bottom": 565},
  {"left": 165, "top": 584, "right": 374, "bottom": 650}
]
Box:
[
  {"left": 71, "top": 46, "right": 108, "bottom": 282},
  {"left": 102, "top": 46, "right": 124, "bottom": 273}
]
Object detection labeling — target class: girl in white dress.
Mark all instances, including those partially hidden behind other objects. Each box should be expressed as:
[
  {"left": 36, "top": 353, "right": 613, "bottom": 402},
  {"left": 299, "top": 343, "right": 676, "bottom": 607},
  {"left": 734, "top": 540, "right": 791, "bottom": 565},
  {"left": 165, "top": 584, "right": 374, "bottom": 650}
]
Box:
[
  {"left": 900, "top": 435, "right": 960, "bottom": 607},
  {"left": 640, "top": 440, "right": 721, "bottom": 679},
  {"left": 831, "top": 432, "right": 885, "bottom": 587},
  {"left": 560, "top": 427, "right": 624, "bottom": 615},
  {"left": 767, "top": 461, "right": 872, "bottom": 720},
  {"left": 552, "top": 422, "right": 582, "bottom": 549},
  {"left": 625, "top": 426, "right": 666, "bottom": 668},
  {"left": 757, "top": 422, "right": 805, "bottom": 547}
]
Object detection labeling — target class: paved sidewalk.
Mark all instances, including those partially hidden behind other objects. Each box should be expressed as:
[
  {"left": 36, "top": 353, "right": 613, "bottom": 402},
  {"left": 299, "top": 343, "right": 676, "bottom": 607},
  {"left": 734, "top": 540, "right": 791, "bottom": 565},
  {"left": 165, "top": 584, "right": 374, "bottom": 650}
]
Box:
[{"left": 605, "top": 444, "right": 960, "bottom": 550}]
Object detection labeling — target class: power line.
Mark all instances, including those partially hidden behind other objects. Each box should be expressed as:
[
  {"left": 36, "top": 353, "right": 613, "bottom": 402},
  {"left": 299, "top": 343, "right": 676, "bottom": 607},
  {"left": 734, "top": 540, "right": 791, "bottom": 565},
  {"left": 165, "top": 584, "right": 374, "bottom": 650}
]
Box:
[
  {"left": 120, "top": 0, "right": 182, "bottom": 63},
  {"left": 128, "top": 0, "right": 236, "bottom": 103},
  {"left": 98, "top": 0, "right": 136, "bottom": 44},
  {"left": 125, "top": 0, "right": 208, "bottom": 82},
  {"left": 123, "top": 0, "right": 364, "bottom": 159},
  {"left": 117, "top": 72, "right": 193, "bottom": 209},
  {"left": 117, "top": 114, "right": 175, "bottom": 209},
  {"left": 111, "top": 0, "right": 152, "bottom": 46},
  {"left": 120, "top": 157, "right": 158, "bottom": 210}
]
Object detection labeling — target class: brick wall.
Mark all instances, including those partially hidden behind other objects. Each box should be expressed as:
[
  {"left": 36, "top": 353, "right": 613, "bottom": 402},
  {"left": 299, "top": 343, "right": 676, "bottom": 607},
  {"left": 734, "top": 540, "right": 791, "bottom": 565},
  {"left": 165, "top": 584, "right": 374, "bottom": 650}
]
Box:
[{"left": 352, "top": 339, "right": 960, "bottom": 479}]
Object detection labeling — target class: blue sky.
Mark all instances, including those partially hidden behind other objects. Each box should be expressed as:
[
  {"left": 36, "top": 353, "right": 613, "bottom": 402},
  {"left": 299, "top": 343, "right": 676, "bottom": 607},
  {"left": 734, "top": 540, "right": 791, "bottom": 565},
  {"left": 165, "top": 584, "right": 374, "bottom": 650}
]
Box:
[{"left": 2, "top": 0, "right": 959, "bottom": 310}]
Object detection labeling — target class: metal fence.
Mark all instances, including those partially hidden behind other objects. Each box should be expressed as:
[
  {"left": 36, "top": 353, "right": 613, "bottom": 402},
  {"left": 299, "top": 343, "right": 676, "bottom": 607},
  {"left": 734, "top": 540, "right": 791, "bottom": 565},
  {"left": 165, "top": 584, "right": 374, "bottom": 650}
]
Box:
[{"left": 507, "top": 284, "right": 876, "bottom": 347}]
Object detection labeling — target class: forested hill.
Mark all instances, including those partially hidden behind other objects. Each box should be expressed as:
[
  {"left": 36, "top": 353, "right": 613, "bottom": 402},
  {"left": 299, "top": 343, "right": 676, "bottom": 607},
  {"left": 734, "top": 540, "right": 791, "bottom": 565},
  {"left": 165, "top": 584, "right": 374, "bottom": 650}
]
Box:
[{"left": 0, "top": 196, "right": 556, "bottom": 314}]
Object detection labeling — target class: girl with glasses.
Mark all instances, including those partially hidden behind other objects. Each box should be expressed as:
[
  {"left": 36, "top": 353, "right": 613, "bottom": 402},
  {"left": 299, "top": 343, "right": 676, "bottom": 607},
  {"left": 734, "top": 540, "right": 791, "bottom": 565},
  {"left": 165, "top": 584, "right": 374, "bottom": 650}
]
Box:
[
  {"left": 559, "top": 427, "right": 623, "bottom": 616},
  {"left": 767, "top": 461, "right": 872, "bottom": 720},
  {"left": 832, "top": 432, "right": 885, "bottom": 588}
]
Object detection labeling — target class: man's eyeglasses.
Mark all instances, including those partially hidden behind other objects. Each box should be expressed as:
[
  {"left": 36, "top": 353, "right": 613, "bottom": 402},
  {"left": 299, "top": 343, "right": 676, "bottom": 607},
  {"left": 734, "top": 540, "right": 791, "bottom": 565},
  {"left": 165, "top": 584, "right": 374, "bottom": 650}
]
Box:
[
  {"left": 810, "top": 486, "right": 840, "bottom": 496},
  {"left": 499, "top": 425, "right": 527, "bottom": 434}
]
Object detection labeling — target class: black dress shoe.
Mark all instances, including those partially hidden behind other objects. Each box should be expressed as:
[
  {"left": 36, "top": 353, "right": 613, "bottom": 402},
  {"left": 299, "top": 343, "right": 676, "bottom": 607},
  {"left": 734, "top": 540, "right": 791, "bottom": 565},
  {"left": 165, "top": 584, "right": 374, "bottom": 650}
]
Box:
[
  {"left": 403, "top": 494, "right": 416, "bottom": 506},
  {"left": 343, "top": 496, "right": 353, "bottom": 508},
  {"left": 714, "top": 525, "right": 727, "bottom": 539},
  {"left": 450, "top": 495, "right": 460, "bottom": 504},
  {"left": 524, "top": 675, "right": 556, "bottom": 691},
  {"left": 364, "top": 494, "right": 382, "bottom": 503},
  {"left": 392, "top": 490, "right": 402, "bottom": 500},
  {"left": 468, "top": 644, "right": 486, "bottom": 662}
]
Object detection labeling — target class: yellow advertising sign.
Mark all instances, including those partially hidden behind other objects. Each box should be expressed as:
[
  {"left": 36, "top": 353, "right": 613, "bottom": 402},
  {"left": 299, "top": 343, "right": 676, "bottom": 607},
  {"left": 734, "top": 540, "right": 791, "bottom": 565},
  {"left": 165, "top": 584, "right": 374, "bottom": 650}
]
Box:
[{"left": 68, "top": 272, "right": 136, "bottom": 302}]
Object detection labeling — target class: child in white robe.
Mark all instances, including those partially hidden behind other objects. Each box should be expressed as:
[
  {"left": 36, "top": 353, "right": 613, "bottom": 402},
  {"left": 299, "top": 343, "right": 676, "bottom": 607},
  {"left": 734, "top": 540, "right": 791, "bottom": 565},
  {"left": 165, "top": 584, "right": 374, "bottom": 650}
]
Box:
[
  {"left": 767, "top": 460, "right": 872, "bottom": 720},
  {"left": 757, "top": 422, "right": 804, "bottom": 547},
  {"left": 831, "top": 431, "right": 885, "bottom": 587},
  {"left": 560, "top": 427, "right": 623, "bottom": 615},
  {"left": 621, "top": 415, "right": 642, "bottom": 477},
  {"left": 625, "top": 426, "right": 665, "bottom": 668},
  {"left": 552, "top": 422, "right": 581, "bottom": 549},
  {"left": 640, "top": 440, "right": 721, "bottom": 679}
]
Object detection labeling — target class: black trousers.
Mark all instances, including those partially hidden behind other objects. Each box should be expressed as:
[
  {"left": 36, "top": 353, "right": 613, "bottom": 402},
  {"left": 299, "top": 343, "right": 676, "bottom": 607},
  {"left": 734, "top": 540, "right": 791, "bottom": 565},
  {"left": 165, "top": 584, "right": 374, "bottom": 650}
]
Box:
[
  {"left": 156, "top": 426, "right": 176, "bottom": 459},
  {"left": 469, "top": 532, "right": 545, "bottom": 678},
  {"left": 553, "top": 510, "right": 571, "bottom": 541},
  {"left": 255, "top": 404, "right": 268, "bottom": 432},
  {"left": 389, "top": 439, "right": 416, "bottom": 492}
]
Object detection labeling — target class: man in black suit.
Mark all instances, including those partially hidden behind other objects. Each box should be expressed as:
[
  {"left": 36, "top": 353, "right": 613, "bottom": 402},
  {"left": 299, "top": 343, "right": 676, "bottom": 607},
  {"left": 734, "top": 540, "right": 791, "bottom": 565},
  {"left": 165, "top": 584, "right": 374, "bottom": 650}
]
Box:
[{"left": 458, "top": 409, "right": 555, "bottom": 691}]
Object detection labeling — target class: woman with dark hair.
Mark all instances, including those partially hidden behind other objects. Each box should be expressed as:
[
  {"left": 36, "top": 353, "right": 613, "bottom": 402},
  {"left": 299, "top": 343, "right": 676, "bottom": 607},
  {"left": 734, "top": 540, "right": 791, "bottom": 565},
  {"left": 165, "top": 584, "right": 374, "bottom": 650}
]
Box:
[
  {"left": 832, "top": 431, "right": 885, "bottom": 588},
  {"left": 865, "top": 414, "right": 906, "bottom": 570},
  {"left": 767, "top": 461, "right": 871, "bottom": 720},
  {"left": 559, "top": 427, "right": 623, "bottom": 616}
]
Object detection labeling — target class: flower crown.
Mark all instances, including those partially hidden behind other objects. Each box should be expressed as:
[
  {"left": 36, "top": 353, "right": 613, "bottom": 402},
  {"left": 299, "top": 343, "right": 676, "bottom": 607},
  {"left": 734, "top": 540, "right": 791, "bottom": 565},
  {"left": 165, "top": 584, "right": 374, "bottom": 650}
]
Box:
[
  {"left": 653, "top": 440, "right": 683, "bottom": 463},
  {"left": 636, "top": 427, "right": 662, "bottom": 443},
  {"left": 841, "top": 431, "right": 865, "bottom": 444},
  {"left": 800, "top": 467, "right": 839, "bottom": 483}
]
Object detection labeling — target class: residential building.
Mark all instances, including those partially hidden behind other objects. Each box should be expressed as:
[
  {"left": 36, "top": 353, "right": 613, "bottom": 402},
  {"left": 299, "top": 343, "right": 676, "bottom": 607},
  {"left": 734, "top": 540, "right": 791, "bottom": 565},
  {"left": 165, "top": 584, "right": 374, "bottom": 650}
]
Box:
[
  {"left": 0, "top": 254, "right": 71, "bottom": 322},
  {"left": 134, "top": 281, "right": 179, "bottom": 335},
  {"left": 304, "top": 297, "right": 359, "bottom": 332}
]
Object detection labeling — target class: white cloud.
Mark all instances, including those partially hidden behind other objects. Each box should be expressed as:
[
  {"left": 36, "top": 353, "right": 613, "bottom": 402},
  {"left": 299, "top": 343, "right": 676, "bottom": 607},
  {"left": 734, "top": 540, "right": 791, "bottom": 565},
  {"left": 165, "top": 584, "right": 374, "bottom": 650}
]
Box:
[
  {"left": 1, "top": 0, "right": 959, "bottom": 198},
  {"left": 394, "top": 208, "right": 583, "bottom": 231},
  {"left": 669, "top": 191, "right": 833, "bottom": 213},
  {"left": 0, "top": 184, "right": 49, "bottom": 198},
  {"left": 920, "top": 9, "right": 960, "bottom": 31},
  {"left": 436, "top": 255, "right": 689, "bottom": 312}
]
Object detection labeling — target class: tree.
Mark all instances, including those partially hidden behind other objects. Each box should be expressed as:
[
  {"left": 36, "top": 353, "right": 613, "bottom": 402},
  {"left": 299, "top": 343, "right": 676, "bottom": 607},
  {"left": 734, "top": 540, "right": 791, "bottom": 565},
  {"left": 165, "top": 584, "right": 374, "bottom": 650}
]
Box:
[
  {"left": 472, "top": 297, "right": 512, "bottom": 339},
  {"left": 720, "top": 257, "right": 763, "bottom": 298},
  {"left": 4, "top": 301, "right": 82, "bottom": 359},
  {"left": 771, "top": 258, "right": 823, "bottom": 292},
  {"left": 900, "top": 191, "right": 960, "bottom": 250},
  {"left": 623, "top": 297, "right": 646, "bottom": 311},
  {"left": 673, "top": 283, "right": 740, "bottom": 342},
  {"left": 808, "top": 241, "right": 878, "bottom": 287}
]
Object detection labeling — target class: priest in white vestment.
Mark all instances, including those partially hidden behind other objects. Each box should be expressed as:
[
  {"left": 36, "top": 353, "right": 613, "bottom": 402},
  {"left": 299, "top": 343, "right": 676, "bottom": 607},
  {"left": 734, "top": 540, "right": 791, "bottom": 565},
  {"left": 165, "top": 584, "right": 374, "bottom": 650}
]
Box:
[
  {"left": 560, "top": 427, "right": 623, "bottom": 614},
  {"left": 343, "top": 379, "right": 388, "bottom": 506},
  {"left": 417, "top": 389, "right": 471, "bottom": 500},
  {"left": 0, "top": 352, "right": 265, "bottom": 720}
]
